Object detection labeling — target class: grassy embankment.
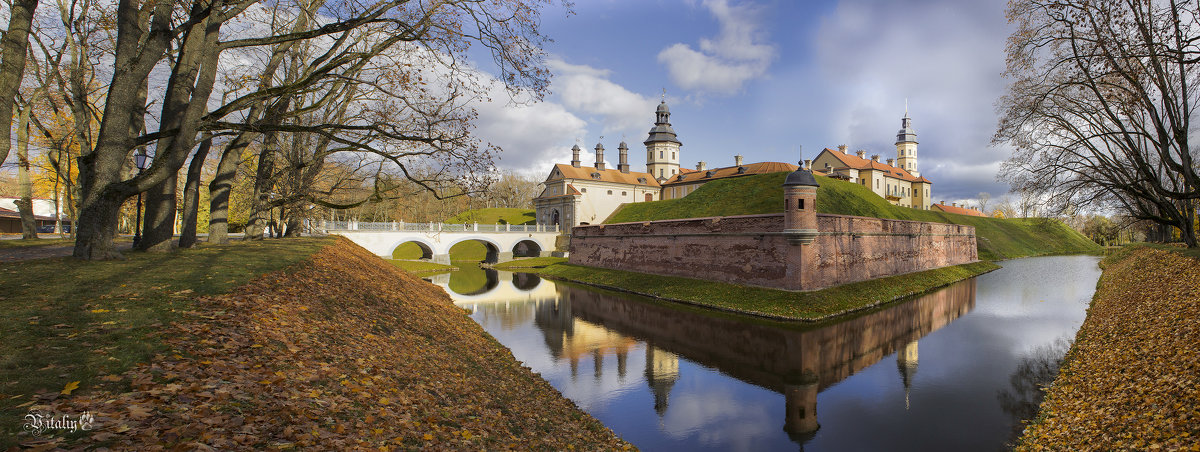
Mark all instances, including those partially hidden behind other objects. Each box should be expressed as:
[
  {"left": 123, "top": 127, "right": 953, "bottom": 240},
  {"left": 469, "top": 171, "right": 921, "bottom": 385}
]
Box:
[
  {"left": 3, "top": 237, "right": 628, "bottom": 449},
  {"left": 446, "top": 208, "right": 535, "bottom": 225},
  {"left": 1016, "top": 244, "right": 1200, "bottom": 450},
  {"left": 608, "top": 172, "right": 1101, "bottom": 261},
  {"left": 497, "top": 257, "right": 998, "bottom": 321}
]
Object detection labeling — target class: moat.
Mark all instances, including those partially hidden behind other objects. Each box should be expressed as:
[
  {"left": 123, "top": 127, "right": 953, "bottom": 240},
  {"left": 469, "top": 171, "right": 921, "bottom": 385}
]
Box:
[{"left": 426, "top": 255, "right": 1102, "bottom": 451}]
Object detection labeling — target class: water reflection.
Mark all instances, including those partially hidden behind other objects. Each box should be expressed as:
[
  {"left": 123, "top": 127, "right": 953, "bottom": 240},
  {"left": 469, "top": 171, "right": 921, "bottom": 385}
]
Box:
[{"left": 434, "top": 256, "right": 1101, "bottom": 451}]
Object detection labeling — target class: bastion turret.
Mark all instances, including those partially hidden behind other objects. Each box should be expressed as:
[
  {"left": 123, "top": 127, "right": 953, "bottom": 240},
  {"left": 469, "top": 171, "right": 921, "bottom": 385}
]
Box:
[{"left": 783, "top": 164, "right": 820, "bottom": 245}]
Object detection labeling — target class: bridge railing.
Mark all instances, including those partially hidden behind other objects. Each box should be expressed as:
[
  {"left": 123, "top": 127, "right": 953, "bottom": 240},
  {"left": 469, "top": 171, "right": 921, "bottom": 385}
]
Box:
[{"left": 319, "top": 220, "right": 560, "bottom": 233}]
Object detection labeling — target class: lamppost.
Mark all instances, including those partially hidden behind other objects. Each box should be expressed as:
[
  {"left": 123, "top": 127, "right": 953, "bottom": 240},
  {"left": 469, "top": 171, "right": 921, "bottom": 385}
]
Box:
[{"left": 133, "top": 148, "right": 149, "bottom": 246}]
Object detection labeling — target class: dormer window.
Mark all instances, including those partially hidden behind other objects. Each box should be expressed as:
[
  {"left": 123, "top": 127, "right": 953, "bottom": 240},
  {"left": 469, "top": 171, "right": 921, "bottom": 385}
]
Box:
[
  {"left": 705, "top": 170, "right": 715, "bottom": 178},
  {"left": 591, "top": 172, "right": 601, "bottom": 180},
  {"left": 736, "top": 166, "right": 747, "bottom": 174},
  {"left": 637, "top": 177, "right": 647, "bottom": 184},
  {"left": 677, "top": 174, "right": 686, "bottom": 181}
]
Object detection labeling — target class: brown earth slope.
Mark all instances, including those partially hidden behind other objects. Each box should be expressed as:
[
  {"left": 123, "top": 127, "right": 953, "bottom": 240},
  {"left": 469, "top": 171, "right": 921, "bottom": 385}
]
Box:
[
  {"left": 1017, "top": 247, "right": 1200, "bottom": 450},
  {"left": 35, "top": 238, "right": 629, "bottom": 450}
]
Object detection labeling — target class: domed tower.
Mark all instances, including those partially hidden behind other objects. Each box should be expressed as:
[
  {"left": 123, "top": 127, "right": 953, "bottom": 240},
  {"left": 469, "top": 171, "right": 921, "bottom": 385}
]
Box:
[
  {"left": 644, "top": 344, "right": 679, "bottom": 417},
  {"left": 644, "top": 100, "right": 681, "bottom": 181},
  {"left": 783, "top": 165, "right": 820, "bottom": 245},
  {"left": 897, "top": 340, "right": 919, "bottom": 410},
  {"left": 895, "top": 108, "right": 919, "bottom": 176}
]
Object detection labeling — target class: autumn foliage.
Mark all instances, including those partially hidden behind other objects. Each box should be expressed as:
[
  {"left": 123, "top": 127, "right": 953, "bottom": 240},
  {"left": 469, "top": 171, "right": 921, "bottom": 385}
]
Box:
[
  {"left": 34, "top": 238, "right": 629, "bottom": 450},
  {"left": 1017, "top": 247, "right": 1200, "bottom": 450}
]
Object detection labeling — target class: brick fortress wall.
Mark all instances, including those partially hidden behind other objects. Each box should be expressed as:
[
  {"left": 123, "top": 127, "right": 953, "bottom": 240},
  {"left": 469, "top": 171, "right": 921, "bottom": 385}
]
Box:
[{"left": 568, "top": 213, "right": 977, "bottom": 291}]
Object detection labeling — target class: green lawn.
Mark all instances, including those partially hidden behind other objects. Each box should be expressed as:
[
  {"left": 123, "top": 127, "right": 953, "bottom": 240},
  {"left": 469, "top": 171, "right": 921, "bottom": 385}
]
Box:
[
  {"left": 492, "top": 256, "right": 567, "bottom": 269},
  {"left": 0, "top": 237, "right": 332, "bottom": 444},
  {"left": 607, "top": 172, "right": 1102, "bottom": 260},
  {"left": 526, "top": 260, "right": 1000, "bottom": 321},
  {"left": 446, "top": 208, "right": 536, "bottom": 225}
]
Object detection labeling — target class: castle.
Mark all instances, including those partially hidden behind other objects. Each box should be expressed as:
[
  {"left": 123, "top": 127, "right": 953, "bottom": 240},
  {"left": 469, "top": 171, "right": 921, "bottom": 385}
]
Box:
[{"left": 533, "top": 101, "right": 935, "bottom": 228}]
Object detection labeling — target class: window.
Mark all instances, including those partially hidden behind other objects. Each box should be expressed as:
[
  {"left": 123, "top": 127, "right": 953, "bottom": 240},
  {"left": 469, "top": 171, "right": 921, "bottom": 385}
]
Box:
[
  {"left": 607, "top": 190, "right": 612, "bottom": 195},
  {"left": 622, "top": 191, "right": 627, "bottom": 196},
  {"left": 876, "top": 179, "right": 880, "bottom": 188},
  {"left": 659, "top": 169, "right": 664, "bottom": 177},
  {"left": 581, "top": 188, "right": 587, "bottom": 193},
  {"left": 671, "top": 152, "right": 675, "bottom": 160},
  {"left": 659, "top": 150, "right": 663, "bottom": 159},
  {"left": 672, "top": 169, "right": 677, "bottom": 175},
  {"left": 799, "top": 199, "right": 805, "bottom": 210}
]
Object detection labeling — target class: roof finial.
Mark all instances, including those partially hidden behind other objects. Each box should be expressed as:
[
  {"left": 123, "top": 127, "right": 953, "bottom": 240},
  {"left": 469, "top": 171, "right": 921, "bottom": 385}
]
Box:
[
  {"left": 662, "top": 87, "right": 666, "bottom": 102},
  {"left": 905, "top": 98, "right": 909, "bottom": 116}
]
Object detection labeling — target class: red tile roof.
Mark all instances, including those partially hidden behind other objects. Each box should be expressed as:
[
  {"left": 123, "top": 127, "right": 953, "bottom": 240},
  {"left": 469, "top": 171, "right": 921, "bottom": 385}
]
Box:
[
  {"left": 546, "top": 164, "right": 660, "bottom": 187},
  {"left": 818, "top": 148, "right": 932, "bottom": 184},
  {"left": 661, "top": 161, "right": 799, "bottom": 186},
  {"left": 932, "top": 203, "right": 987, "bottom": 217}
]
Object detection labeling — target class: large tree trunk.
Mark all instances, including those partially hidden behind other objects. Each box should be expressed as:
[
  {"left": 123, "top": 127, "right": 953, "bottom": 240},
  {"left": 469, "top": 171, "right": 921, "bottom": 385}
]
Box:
[
  {"left": 0, "top": 0, "right": 38, "bottom": 167},
  {"left": 206, "top": 136, "right": 251, "bottom": 245},
  {"left": 179, "top": 135, "right": 212, "bottom": 248},
  {"left": 138, "top": 169, "right": 178, "bottom": 252},
  {"left": 16, "top": 100, "right": 37, "bottom": 239},
  {"left": 244, "top": 136, "right": 278, "bottom": 240}
]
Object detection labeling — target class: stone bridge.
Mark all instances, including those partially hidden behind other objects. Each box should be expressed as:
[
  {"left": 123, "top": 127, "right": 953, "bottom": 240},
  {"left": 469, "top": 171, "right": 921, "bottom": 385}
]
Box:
[{"left": 321, "top": 221, "right": 562, "bottom": 264}]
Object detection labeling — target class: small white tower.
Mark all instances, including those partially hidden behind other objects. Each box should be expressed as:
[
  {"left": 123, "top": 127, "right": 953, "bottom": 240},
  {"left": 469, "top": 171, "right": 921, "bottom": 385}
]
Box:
[
  {"left": 644, "top": 99, "right": 681, "bottom": 182},
  {"left": 895, "top": 106, "right": 919, "bottom": 176}
]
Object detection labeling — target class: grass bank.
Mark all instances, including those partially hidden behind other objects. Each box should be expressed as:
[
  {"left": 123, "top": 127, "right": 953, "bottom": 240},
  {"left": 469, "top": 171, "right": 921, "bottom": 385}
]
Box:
[
  {"left": 608, "top": 172, "right": 1102, "bottom": 260},
  {"left": 0, "top": 237, "right": 332, "bottom": 446},
  {"left": 446, "top": 207, "right": 535, "bottom": 225},
  {"left": 6, "top": 237, "right": 628, "bottom": 449},
  {"left": 490, "top": 256, "right": 567, "bottom": 269},
  {"left": 516, "top": 260, "right": 999, "bottom": 321},
  {"left": 1016, "top": 245, "right": 1200, "bottom": 450}
]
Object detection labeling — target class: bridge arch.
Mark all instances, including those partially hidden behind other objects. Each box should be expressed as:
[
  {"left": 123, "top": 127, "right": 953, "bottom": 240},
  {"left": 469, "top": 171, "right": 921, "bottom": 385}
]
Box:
[
  {"left": 446, "top": 236, "right": 504, "bottom": 264},
  {"left": 512, "top": 239, "right": 542, "bottom": 258},
  {"left": 388, "top": 238, "right": 437, "bottom": 260}
]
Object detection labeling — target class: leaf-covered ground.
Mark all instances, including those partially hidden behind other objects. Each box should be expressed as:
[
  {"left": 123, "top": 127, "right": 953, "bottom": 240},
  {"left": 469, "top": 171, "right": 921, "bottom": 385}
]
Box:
[
  {"left": 21, "top": 238, "right": 629, "bottom": 450},
  {"left": 1017, "top": 246, "right": 1200, "bottom": 450}
]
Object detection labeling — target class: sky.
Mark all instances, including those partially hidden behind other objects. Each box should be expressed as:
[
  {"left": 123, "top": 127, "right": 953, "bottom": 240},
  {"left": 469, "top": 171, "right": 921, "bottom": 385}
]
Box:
[{"left": 471, "top": 0, "right": 1017, "bottom": 204}]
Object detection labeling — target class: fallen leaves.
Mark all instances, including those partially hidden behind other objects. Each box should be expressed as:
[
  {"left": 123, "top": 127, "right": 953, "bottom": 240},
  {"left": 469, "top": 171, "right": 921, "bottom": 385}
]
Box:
[
  {"left": 59, "top": 381, "right": 79, "bottom": 396},
  {"left": 1017, "top": 248, "right": 1200, "bottom": 450},
  {"left": 28, "top": 238, "right": 630, "bottom": 450}
]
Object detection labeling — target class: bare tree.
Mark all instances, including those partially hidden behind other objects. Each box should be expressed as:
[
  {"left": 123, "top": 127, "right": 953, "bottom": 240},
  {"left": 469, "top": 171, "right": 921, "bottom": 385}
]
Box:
[
  {"left": 996, "top": 0, "right": 1200, "bottom": 247},
  {"left": 977, "top": 191, "right": 992, "bottom": 215},
  {"left": 0, "top": 0, "right": 38, "bottom": 167}
]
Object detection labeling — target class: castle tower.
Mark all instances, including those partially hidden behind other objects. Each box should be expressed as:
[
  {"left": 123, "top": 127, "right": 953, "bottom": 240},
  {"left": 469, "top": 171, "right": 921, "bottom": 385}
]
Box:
[
  {"left": 644, "top": 100, "right": 681, "bottom": 181},
  {"left": 895, "top": 109, "right": 919, "bottom": 176},
  {"left": 783, "top": 376, "right": 820, "bottom": 440},
  {"left": 618, "top": 141, "right": 630, "bottom": 173},
  {"left": 594, "top": 142, "right": 606, "bottom": 171},
  {"left": 570, "top": 144, "right": 581, "bottom": 168},
  {"left": 782, "top": 165, "right": 820, "bottom": 245}
]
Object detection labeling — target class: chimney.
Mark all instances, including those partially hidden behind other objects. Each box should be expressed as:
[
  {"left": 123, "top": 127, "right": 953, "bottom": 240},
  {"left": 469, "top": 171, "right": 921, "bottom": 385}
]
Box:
[
  {"left": 952, "top": 202, "right": 958, "bottom": 207},
  {"left": 804, "top": 159, "right": 812, "bottom": 170},
  {"left": 856, "top": 150, "right": 866, "bottom": 158},
  {"left": 940, "top": 200, "right": 946, "bottom": 205},
  {"left": 696, "top": 161, "right": 706, "bottom": 171},
  {"left": 871, "top": 154, "right": 880, "bottom": 162},
  {"left": 618, "top": 141, "right": 630, "bottom": 173},
  {"left": 735, "top": 155, "right": 744, "bottom": 166},
  {"left": 838, "top": 144, "right": 849, "bottom": 154},
  {"left": 594, "top": 142, "right": 605, "bottom": 171},
  {"left": 886, "top": 158, "right": 895, "bottom": 167},
  {"left": 570, "top": 144, "right": 581, "bottom": 168}
]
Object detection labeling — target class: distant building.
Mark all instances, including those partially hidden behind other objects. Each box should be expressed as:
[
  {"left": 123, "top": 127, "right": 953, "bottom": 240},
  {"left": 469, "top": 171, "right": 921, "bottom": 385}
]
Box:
[
  {"left": 931, "top": 202, "right": 987, "bottom": 217},
  {"left": 0, "top": 197, "right": 72, "bottom": 233},
  {"left": 810, "top": 112, "right": 933, "bottom": 210}
]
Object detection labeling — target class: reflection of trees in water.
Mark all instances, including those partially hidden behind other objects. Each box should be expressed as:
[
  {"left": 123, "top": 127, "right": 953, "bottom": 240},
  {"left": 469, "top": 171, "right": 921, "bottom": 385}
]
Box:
[
  {"left": 447, "top": 264, "right": 499, "bottom": 295},
  {"left": 997, "top": 336, "right": 1074, "bottom": 445}
]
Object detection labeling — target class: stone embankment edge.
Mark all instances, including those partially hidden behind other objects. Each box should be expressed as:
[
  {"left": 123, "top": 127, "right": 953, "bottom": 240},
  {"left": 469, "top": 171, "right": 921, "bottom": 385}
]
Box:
[{"left": 531, "top": 261, "right": 1000, "bottom": 323}]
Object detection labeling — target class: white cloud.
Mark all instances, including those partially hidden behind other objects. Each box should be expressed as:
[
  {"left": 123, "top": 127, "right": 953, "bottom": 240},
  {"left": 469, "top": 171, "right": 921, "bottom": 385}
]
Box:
[
  {"left": 548, "top": 59, "right": 657, "bottom": 134},
  {"left": 473, "top": 85, "right": 587, "bottom": 179},
  {"left": 657, "top": 0, "right": 776, "bottom": 96}
]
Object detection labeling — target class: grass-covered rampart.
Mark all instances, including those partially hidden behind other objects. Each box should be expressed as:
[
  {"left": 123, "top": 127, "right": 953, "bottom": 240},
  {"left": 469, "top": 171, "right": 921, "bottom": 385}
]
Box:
[
  {"left": 508, "top": 258, "right": 999, "bottom": 321},
  {"left": 608, "top": 172, "right": 1101, "bottom": 260},
  {"left": 2, "top": 238, "right": 628, "bottom": 449}
]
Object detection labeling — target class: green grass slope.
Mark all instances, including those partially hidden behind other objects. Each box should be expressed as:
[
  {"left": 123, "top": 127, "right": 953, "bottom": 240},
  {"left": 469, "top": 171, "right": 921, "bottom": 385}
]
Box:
[
  {"left": 606, "top": 172, "right": 1101, "bottom": 260},
  {"left": 446, "top": 208, "right": 535, "bottom": 225}
]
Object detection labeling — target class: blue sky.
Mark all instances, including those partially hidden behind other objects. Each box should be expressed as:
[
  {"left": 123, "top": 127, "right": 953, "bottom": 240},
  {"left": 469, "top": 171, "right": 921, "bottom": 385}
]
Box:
[{"left": 473, "top": 0, "right": 1016, "bottom": 203}]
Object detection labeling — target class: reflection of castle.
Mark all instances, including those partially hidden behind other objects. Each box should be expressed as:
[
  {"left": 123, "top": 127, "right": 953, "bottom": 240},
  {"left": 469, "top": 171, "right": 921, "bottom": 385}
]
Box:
[
  {"left": 534, "top": 297, "right": 637, "bottom": 381},
  {"left": 898, "top": 340, "right": 919, "bottom": 410},
  {"left": 538, "top": 278, "right": 975, "bottom": 445},
  {"left": 645, "top": 345, "right": 679, "bottom": 416}
]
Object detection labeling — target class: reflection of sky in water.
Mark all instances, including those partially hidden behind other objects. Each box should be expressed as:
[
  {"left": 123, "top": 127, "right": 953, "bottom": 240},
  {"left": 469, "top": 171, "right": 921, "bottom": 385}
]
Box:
[{"left": 447, "top": 256, "right": 1102, "bottom": 451}]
